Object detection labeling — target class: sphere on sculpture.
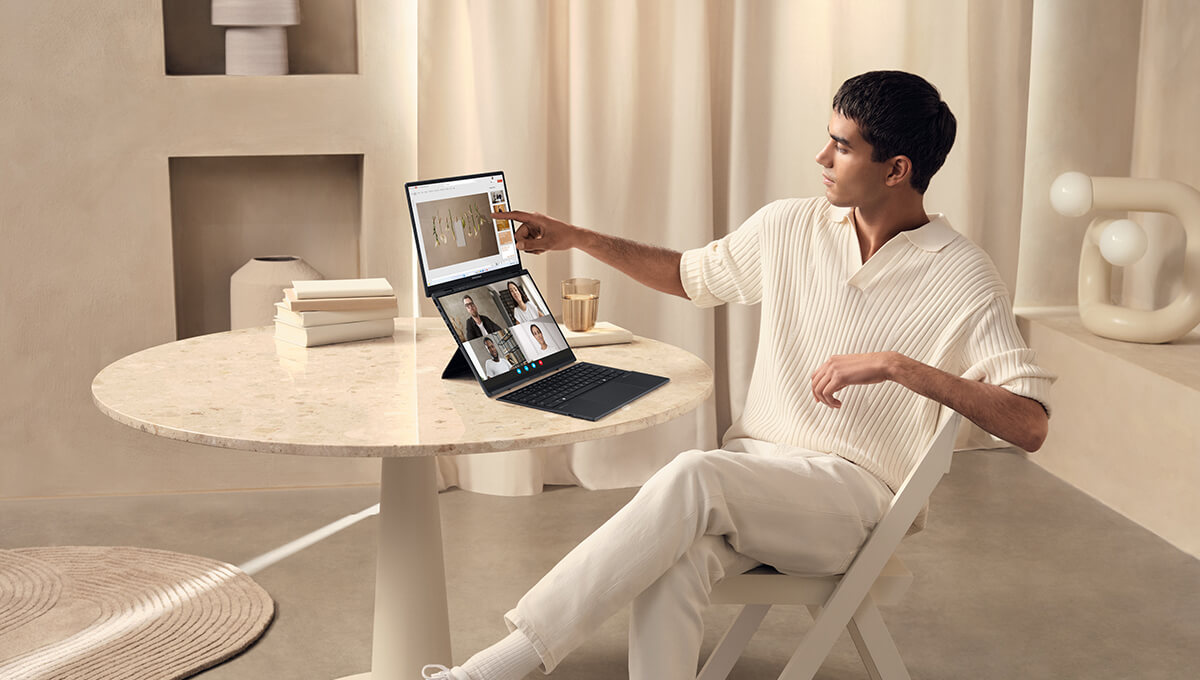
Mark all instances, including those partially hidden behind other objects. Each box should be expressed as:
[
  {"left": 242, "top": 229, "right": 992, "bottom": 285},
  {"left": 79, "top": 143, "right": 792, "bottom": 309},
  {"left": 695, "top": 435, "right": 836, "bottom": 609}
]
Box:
[
  {"left": 1050, "top": 171, "right": 1094, "bottom": 217},
  {"left": 1098, "top": 219, "right": 1148, "bottom": 267}
]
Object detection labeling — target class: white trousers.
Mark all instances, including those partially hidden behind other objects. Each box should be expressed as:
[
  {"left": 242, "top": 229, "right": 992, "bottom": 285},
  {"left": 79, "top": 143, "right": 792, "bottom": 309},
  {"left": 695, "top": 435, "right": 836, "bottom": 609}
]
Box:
[{"left": 503, "top": 440, "right": 894, "bottom": 679}]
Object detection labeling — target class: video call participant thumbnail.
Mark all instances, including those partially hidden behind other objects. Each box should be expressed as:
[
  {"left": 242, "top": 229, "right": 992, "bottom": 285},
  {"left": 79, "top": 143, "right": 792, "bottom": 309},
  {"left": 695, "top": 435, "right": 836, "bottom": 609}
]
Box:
[
  {"left": 507, "top": 280, "right": 544, "bottom": 324},
  {"left": 481, "top": 336, "right": 509, "bottom": 378},
  {"left": 463, "top": 294, "right": 502, "bottom": 340}
]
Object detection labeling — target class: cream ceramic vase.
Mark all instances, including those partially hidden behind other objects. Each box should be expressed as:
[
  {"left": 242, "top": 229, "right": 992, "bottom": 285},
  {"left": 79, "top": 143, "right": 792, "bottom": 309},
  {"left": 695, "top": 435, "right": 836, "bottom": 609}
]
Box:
[
  {"left": 213, "top": 0, "right": 301, "bottom": 76},
  {"left": 230, "top": 256, "right": 322, "bottom": 329}
]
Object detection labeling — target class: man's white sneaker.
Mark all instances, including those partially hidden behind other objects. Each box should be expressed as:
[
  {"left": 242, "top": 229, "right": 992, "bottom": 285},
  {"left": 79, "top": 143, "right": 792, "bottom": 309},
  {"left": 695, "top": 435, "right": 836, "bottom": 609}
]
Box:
[{"left": 421, "top": 664, "right": 469, "bottom": 680}]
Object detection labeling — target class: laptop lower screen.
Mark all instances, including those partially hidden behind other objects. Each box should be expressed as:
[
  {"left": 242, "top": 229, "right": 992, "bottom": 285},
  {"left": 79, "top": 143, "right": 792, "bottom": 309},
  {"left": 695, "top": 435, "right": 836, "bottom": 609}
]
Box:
[{"left": 434, "top": 273, "right": 574, "bottom": 394}]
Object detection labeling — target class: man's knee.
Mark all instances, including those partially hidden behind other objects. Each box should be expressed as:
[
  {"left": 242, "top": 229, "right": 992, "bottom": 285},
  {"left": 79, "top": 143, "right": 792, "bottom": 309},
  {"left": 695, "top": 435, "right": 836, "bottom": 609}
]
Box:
[{"left": 653, "top": 449, "right": 725, "bottom": 490}]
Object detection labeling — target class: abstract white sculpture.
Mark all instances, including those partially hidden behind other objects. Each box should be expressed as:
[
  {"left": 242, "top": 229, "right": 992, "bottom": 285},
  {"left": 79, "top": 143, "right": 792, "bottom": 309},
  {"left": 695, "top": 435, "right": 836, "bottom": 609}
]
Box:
[{"left": 1050, "top": 172, "right": 1200, "bottom": 343}]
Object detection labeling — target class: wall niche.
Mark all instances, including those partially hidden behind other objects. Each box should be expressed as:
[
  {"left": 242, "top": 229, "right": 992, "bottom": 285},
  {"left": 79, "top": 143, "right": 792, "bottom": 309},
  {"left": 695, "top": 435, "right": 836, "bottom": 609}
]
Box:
[
  {"left": 169, "top": 154, "right": 364, "bottom": 339},
  {"left": 162, "top": 0, "right": 359, "bottom": 75}
]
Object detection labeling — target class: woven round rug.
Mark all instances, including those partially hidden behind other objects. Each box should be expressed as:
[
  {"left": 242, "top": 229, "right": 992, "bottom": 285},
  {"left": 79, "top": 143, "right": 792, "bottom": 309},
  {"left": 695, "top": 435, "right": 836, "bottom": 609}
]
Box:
[{"left": 0, "top": 547, "right": 274, "bottom": 680}]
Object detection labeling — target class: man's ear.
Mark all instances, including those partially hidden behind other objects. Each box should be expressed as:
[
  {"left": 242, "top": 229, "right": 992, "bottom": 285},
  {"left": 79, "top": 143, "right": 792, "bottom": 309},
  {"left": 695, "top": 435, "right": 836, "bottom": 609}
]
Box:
[{"left": 884, "top": 155, "right": 913, "bottom": 188}]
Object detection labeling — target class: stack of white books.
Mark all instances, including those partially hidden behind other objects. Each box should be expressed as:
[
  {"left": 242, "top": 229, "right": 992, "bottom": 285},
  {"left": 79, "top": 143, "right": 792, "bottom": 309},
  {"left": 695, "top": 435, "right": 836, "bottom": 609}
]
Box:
[{"left": 273, "top": 278, "right": 399, "bottom": 347}]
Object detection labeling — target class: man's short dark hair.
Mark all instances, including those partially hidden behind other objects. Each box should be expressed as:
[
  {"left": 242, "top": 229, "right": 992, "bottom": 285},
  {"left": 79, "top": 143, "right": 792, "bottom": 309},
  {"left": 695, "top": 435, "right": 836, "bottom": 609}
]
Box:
[{"left": 832, "top": 71, "right": 956, "bottom": 194}]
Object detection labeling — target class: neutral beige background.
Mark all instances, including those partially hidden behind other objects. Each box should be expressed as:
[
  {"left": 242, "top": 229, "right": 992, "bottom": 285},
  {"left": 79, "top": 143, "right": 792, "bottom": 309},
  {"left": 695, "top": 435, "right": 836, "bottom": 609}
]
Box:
[
  {"left": 3, "top": 0, "right": 1198, "bottom": 505},
  {"left": 0, "top": 1, "right": 416, "bottom": 498},
  {"left": 1015, "top": 0, "right": 1144, "bottom": 308}
]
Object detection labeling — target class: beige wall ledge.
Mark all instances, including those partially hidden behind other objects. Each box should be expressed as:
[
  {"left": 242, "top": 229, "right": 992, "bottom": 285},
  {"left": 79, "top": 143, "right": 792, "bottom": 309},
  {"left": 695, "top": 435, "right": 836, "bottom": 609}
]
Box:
[{"left": 1018, "top": 309, "right": 1200, "bottom": 559}]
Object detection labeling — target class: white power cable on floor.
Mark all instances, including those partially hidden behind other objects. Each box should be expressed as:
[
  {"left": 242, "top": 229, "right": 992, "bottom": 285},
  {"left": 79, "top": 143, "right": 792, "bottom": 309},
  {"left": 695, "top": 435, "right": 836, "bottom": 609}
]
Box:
[{"left": 238, "top": 503, "right": 380, "bottom": 575}]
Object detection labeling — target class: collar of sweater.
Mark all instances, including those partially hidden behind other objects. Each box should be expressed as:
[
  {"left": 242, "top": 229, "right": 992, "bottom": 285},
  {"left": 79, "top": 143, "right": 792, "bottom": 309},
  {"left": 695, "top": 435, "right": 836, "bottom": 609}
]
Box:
[{"left": 825, "top": 204, "right": 958, "bottom": 253}]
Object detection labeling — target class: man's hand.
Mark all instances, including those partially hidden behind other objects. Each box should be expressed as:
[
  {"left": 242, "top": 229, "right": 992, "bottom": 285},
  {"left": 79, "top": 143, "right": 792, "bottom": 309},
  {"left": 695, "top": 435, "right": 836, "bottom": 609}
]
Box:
[
  {"left": 810, "top": 352, "right": 899, "bottom": 408},
  {"left": 492, "top": 210, "right": 579, "bottom": 254},
  {"left": 490, "top": 209, "right": 688, "bottom": 297}
]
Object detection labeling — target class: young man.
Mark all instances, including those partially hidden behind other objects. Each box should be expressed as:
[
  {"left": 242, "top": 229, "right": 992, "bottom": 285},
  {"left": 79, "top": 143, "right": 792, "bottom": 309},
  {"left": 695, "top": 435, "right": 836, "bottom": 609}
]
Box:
[
  {"left": 481, "top": 337, "right": 508, "bottom": 378},
  {"left": 423, "top": 70, "right": 1053, "bottom": 680},
  {"left": 463, "top": 294, "right": 502, "bottom": 340}
]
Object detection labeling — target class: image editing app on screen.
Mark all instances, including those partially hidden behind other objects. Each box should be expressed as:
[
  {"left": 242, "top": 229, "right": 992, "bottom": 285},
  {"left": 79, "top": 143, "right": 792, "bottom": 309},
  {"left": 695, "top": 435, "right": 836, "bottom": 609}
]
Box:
[{"left": 408, "top": 173, "right": 519, "bottom": 290}]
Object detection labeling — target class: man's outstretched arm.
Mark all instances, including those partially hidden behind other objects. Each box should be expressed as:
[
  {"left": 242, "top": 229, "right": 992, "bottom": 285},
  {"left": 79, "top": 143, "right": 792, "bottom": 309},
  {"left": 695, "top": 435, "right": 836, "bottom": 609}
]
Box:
[
  {"left": 810, "top": 351, "right": 1049, "bottom": 452},
  {"left": 493, "top": 210, "right": 688, "bottom": 298}
]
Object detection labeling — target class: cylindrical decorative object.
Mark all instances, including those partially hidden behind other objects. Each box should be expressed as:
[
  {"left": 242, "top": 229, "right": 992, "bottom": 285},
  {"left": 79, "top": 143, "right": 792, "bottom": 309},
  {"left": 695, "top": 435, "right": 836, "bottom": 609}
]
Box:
[
  {"left": 225, "top": 26, "right": 289, "bottom": 76},
  {"left": 230, "top": 256, "right": 323, "bottom": 329},
  {"left": 214, "top": 0, "right": 300, "bottom": 76},
  {"left": 212, "top": 0, "right": 300, "bottom": 26}
]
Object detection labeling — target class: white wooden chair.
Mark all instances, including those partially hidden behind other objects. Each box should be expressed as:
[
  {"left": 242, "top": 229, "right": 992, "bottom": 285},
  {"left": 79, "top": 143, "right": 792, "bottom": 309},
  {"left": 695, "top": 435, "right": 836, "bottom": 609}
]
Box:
[{"left": 699, "top": 409, "right": 962, "bottom": 680}]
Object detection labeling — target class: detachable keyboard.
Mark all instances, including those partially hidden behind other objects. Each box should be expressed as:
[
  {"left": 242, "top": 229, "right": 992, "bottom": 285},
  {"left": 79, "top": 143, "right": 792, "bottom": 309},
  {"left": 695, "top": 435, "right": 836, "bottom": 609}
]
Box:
[{"left": 501, "top": 362, "right": 628, "bottom": 409}]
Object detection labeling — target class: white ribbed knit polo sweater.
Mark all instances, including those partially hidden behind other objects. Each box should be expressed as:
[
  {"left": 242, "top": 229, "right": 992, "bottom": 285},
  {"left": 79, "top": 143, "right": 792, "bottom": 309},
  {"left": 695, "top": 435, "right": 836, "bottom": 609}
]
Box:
[{"left": 680, "top": 197, "right": 1054, "bottom": 494}]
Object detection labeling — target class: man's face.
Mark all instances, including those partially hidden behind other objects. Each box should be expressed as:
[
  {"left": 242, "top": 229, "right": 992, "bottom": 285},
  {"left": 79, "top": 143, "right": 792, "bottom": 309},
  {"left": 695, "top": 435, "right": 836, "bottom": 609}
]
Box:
[
  {"left": 464, "top": 297, "right": 479, "bottom": 318},
  {"left": 484, "top": 339, "right": 498, "bottom": 359},
  {"left": 814, "top": 112, "right": 891, "bottom": 208}
]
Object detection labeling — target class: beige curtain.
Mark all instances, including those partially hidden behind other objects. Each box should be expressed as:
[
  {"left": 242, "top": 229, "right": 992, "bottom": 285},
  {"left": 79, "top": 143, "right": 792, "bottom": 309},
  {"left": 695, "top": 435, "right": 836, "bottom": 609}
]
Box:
[{"left": 417, "top": 0, "right": 1037, "bottom": 495}]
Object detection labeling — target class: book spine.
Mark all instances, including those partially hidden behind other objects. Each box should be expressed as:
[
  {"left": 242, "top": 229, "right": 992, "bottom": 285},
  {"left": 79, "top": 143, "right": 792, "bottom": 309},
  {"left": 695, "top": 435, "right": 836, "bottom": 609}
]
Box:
[
  {"left": 292, "top": 277, "right": 394, "bottom": 299},
  {"left": 274, "top": 303, "right": 397, "bottom": 327},
  {"left": 274, "top": 318, "right": 396, "bottom": 347},
  {"left": 283, "top": 295, "right": 400, "bottom": 312}
]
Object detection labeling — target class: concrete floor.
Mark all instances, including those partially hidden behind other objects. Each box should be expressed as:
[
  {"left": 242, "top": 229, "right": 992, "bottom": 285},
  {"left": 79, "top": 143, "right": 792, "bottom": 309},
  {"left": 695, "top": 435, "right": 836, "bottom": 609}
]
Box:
[{"left": 2, "top": 449, "right": 1199, "bottom": 679}]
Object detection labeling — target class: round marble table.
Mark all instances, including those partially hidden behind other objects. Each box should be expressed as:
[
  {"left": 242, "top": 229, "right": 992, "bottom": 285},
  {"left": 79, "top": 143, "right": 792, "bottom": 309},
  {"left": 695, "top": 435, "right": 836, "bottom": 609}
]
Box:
[{"left": 91, "top": 318, "right": 713, "bottom": 679}]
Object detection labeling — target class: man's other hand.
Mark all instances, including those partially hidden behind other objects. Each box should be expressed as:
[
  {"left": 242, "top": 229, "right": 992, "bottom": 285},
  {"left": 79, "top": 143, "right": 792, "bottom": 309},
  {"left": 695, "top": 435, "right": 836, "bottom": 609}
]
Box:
[
  {"left": 492, "top": 210, "right": 578, "bottom": 254},
  {"left": 810, "top": 352, "right": 901, "bottom": 408}
]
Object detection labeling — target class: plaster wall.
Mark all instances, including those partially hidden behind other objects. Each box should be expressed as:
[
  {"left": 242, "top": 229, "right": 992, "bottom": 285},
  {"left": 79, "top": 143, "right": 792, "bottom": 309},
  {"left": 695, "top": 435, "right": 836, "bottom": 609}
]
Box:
[
  {"left": 1123, "top": 0, "right": 1200, "bottom": 310},
  {"left": 1015, "top": 0, "right": 1143, "bottom": 308},
  {"left": 0, "top": 1, "right": 417, "bottom": 498},
  {"left": 1020, "top": 312, "right": 1200, "bottom": 558}
]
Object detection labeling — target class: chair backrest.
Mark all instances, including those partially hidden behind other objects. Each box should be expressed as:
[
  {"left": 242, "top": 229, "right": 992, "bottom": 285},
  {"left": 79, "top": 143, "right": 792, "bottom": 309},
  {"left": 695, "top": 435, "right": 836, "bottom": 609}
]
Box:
[
  {"left": 854, "top": 406, "right": 961, "bottom": 572},
  {"left": 799, "top": 407, "right": 961, "bottom": 638}
]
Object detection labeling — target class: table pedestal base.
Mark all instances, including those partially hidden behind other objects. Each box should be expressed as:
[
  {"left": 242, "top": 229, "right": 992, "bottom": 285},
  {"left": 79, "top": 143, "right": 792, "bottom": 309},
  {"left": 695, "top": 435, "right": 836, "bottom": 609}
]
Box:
[{"left": 340, "top": 456, "right": 453, "bottom": 679}]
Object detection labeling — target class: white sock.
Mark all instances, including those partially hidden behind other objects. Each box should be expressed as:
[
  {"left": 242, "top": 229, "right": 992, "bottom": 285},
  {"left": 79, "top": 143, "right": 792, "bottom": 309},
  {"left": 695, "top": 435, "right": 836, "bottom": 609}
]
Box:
[{"left": 458, "top": 629, "right": 542, "bottom": 680}]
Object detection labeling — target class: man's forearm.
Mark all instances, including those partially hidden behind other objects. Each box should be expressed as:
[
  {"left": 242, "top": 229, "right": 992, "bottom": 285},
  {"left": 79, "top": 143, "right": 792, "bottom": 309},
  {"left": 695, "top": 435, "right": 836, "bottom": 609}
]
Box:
[
  {"left": 575, "top": 228, "right": 687, "bottom": 298},
  {"left": 889, "top": 355, "right": 1048, "bottom": 452}
]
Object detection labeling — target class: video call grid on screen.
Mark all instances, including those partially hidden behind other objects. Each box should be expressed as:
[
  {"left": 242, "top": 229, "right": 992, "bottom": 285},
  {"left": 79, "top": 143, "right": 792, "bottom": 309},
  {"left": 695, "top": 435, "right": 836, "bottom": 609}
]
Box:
[
  {"left": 435, "top": 273, "right": 571, "bottom": 387},
  {"left": 408, "top": 172, "right": 519, "bottom": 290}
]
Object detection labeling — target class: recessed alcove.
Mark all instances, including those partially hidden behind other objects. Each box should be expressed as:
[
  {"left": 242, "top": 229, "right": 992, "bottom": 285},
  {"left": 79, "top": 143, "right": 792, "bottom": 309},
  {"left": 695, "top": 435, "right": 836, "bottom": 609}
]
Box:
[
  {"left": 169, "top": 154, "right": 364, "bottom": 339},
  {"left": 162, "top": 0, "right": 359, "bottom": 75}
]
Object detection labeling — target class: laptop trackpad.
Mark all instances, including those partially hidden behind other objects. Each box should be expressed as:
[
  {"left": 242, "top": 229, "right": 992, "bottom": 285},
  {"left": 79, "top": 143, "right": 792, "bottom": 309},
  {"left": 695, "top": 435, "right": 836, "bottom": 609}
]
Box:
[{"left": 566, "top": 372, "right": 668, "bottom": 421}]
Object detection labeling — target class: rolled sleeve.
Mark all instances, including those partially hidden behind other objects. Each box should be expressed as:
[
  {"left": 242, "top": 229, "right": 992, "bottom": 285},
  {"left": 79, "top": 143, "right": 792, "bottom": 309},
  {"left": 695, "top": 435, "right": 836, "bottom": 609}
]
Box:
[
  {"left": 961, "top": 294, "right": 1056, "bottom": 415},
  {"left": 680, "top": 204, "right": 766, "bottom": 308}
]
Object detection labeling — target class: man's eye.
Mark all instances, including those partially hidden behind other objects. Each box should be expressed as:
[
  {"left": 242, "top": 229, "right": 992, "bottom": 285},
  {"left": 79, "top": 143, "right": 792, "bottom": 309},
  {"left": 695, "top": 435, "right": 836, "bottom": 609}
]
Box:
[{"left": 836, "top": 146, "right": 847, "bottom": 154}]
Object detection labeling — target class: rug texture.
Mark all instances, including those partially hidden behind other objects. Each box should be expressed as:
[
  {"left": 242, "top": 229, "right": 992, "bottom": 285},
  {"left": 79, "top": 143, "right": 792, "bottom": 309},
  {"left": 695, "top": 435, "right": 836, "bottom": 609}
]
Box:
[{"left": 0, "top": 547, "right": 274, "bottom": 679}]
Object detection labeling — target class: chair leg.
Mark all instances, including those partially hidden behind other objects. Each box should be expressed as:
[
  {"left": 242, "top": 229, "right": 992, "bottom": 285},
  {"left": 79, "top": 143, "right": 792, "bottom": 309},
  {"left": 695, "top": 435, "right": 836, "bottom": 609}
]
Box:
[
  {"left": 846, "top": 596, "right": 911, "bottom": 680},
  {"left": 697, "top": 604, "right": 771, "bottom": 680}
]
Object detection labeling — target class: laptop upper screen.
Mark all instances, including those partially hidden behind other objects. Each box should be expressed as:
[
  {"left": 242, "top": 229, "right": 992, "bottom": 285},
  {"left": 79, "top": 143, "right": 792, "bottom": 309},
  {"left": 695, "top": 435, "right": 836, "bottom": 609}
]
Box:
[
  {"left": 407, "top": 171, "right": 520, "bottom": 294},
  {"left": 433, "top": 272, "right": 574, "bottom": 394}
]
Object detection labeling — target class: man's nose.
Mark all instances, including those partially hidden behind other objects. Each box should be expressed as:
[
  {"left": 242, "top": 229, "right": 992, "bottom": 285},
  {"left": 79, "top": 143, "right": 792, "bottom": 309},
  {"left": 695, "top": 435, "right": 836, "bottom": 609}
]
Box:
[{"left": 815, "top": 141, "right": 834, "bottom": 167}]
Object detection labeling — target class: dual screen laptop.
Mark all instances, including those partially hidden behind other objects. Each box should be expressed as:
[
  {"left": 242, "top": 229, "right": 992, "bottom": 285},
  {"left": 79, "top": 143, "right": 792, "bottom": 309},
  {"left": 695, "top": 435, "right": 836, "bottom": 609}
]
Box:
[{"left": 405, "top": 171, "right": 668, "bottom": 421}]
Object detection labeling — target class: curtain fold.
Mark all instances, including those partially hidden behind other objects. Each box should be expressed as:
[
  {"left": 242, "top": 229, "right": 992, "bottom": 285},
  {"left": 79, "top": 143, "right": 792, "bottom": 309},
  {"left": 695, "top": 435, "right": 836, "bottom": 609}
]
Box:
[{"left": 418, "top": 0, "right": 1038, "bottom": 495}]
